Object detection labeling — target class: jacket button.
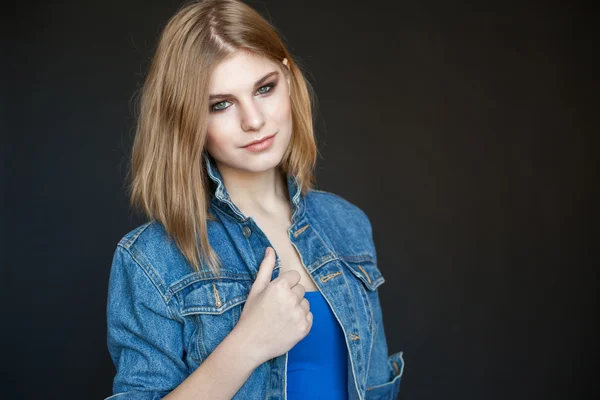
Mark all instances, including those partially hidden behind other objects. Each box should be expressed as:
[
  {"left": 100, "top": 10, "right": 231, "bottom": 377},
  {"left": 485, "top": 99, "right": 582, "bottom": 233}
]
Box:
[{"left": 242, "top": 226, "right": 252, "bottom": 238}]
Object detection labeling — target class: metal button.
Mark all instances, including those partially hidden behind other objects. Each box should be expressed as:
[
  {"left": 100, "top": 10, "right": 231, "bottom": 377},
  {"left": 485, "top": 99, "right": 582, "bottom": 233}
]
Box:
[{"left": 242, "top": 226, "right": 252, "bottom": 238}]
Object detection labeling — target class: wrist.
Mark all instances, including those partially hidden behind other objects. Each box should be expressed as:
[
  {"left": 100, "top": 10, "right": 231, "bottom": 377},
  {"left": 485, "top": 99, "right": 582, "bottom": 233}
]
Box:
[{"left": 225, "top": 325, "right": 266, "bottom": 370}]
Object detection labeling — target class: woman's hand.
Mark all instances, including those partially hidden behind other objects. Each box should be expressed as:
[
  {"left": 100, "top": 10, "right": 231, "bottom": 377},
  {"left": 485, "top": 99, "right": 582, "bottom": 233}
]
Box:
[{"left": 234, "top": 247, "right": 313, "bottom": 364}]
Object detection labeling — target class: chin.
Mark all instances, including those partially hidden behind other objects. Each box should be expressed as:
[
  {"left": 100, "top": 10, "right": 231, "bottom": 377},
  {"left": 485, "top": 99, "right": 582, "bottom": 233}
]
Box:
[{"left": 239, "top": 151, "right": 285, "bottom": 173}]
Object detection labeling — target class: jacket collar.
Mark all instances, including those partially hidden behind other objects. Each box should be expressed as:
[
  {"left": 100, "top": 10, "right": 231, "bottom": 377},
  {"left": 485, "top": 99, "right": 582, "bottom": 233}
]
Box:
[{"left": 203, "top": 151, "right": 305, "bottom": 223}]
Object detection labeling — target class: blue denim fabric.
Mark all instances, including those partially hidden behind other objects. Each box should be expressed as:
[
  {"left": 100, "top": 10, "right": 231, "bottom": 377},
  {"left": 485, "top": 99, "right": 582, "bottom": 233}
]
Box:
[{"left": 105, "top": 152, "right": 405, "bottom": 399}]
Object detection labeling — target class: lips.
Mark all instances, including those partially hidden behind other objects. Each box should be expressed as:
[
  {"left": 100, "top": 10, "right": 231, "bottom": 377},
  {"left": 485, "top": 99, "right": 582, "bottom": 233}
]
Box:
[{"left": 242, "top": 133, "right": 276, "bottom": 148}]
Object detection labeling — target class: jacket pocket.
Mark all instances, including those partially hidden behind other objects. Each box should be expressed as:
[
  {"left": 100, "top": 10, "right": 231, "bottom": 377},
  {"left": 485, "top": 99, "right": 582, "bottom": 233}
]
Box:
[
  {"left": 339, "top": 255, "right": 386, "bottom": 333},
  {"left": 339, "top": 255, "right": 385, "bottom": 292},
  {"left": 177, "top": 275, "right": 253, "bottom": 362},
  {"left": 365, "top": 351, "right": 405, "bottom": 400}
]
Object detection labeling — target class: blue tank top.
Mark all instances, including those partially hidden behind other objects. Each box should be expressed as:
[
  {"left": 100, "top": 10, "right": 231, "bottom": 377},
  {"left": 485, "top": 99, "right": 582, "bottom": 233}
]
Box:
[{"left": 286, "top": 290, "right": 348, "bottom": 399}]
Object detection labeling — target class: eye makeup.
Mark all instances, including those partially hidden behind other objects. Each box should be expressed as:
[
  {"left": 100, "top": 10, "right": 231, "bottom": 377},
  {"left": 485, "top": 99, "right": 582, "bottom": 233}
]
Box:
[{"left": 209, "top": 81, "right": 278, "bottom": 113}]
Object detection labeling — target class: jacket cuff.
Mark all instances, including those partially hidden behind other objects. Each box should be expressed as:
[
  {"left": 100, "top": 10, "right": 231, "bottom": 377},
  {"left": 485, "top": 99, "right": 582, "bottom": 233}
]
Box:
[
  {"left": 104, "top": 390, "right": 169, "bottom": 400},
  {"left": 365, "top": 351, "right": 405, "bottom": 400}
]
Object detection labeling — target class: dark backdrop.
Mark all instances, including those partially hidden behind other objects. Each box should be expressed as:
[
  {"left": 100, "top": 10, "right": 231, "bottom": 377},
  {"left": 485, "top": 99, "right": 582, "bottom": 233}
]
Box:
[{"left": 5, "top": 0, "right": 597, "bottom": 399}]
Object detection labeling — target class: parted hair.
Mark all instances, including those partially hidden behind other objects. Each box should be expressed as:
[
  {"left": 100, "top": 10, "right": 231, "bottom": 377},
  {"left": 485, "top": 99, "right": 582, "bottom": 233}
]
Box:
[{"left": 127, "top": 0, "right": 318, "bottom": 275}]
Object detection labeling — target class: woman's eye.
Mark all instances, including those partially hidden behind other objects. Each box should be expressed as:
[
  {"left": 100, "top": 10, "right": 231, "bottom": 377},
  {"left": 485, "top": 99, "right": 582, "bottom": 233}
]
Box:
[
  {"left": 211, "top": 101, "right": 230, "bottom": 112},
  {"left": 210, "top": 83, "right": 276, "bottom": 113},
  {"left": 256, "top": 83, "right": 276, "bottom": 95}
]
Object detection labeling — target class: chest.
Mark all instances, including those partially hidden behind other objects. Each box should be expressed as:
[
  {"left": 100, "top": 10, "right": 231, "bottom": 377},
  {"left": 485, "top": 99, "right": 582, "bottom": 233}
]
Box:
[
  {"left": 251, "top": 213, "right": 319, "bottom": 291},
  {"left": 172, "top": 209, "right": 385, "bottom": 398}
]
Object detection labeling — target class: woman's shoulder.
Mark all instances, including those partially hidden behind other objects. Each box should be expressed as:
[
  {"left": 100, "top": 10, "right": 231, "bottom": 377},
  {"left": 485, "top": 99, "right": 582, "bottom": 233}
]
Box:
[
  {"left": 115, "top": 220, "right": 159, "bottom": 250},
  {"left": 112, "top": 220, "right": 196, "bottom": 289},
  {"left": 304, "top": 188, "right": 374, "bottom": 253},
  {"left": 306, "top": 188, "right": 371, "bottom": 226},
  {"left": 116, "top": 220, "right": 178, "bottom": 257}
]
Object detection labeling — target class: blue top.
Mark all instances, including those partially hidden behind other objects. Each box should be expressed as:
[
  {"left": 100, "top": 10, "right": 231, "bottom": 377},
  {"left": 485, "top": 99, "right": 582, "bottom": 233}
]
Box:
[{"left": 286, "top": 290, "right": 348, "bottom": 400}]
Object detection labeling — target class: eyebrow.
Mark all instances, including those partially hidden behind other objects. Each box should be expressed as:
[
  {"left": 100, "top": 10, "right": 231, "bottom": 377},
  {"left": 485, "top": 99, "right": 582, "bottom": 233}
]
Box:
[{"left": 209, "top": 71, "right": 279, "bottom": 101}]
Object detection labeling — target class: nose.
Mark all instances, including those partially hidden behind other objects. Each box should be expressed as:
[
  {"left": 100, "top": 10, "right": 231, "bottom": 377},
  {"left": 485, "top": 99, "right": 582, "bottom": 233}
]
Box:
[{"left": 239, "top": 99, "right": 266, "bottom": 132}]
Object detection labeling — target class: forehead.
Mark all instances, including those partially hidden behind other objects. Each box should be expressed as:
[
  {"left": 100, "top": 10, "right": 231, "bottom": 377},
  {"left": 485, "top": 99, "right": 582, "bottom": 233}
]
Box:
[{"left": 209, "top": 50, "right": 280, "bottom": 92}]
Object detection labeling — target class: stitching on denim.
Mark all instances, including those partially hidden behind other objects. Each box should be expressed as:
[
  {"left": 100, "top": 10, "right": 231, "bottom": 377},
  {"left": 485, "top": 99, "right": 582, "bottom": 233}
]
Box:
[
  {"left": 181, "top": 294, "right": 248, "bottom": 315},
  {"left": 365, "top": 352, "right": 405, "bottom": 391},
  {"left": 316, "top": 262, "right": 363, "bottom": 399},
  {"left": 212, "top": 283, "right": 222, "bottom": 307},
  {"left": 117, "top": 245, "right": 182, "bottom": 323},
  {"left": 119, "top": 220, "right": 154, "bottom": 248},
  {"left": 104, "top": 393, "right": 130, "bottom": 399},
  {"left": 293, "top": 223, "right": 309, "bottom": 237},
  {"left": 210, "top": 200, "right": 246, "bottom": 223},
  {"left": 240, "top": 219, "right": 262, "bottom": 272},
  {"left": 365, "top": 292, "right": 376, "bottom": 389},
  {"left": 339, "top": 253, "right": 375, "bottom": 263},
  {"left": 308, "top": 189, "right": 362, "bottom": 215},
  {"left": 193, "top": 313, "right": 207, "bottom": 361},
  {"left": 303, "top": 212, "right": 337, "bottom": 271},
  {"left": 170, "top": 273, "right": 251, "bottom": 294},
  {"left": 319, "top": 271, "right": 342, "bottom": 282},
  {"left": 126, "top": 245, "right": 168, "bottom": 293},
  {"left": 357, "top": 265, "right": 372, "bottom": 285},
  {"left": 340, "top": 259, "right": 385, "bottom": 290},
  {"left": 309, "top": 254, "right": 339, "bottom": 273}
]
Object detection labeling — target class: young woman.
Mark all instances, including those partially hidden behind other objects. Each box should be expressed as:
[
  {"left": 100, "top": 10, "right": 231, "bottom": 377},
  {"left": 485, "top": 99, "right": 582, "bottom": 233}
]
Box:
[{"left": 105, "top": 0, "right": 404, "bottom": 399}]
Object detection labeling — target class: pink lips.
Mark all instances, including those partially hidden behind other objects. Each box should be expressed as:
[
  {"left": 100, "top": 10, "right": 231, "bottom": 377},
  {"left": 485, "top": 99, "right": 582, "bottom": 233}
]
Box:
[{"left": 242, "top": 133, "right": 276, "bottom": 152}]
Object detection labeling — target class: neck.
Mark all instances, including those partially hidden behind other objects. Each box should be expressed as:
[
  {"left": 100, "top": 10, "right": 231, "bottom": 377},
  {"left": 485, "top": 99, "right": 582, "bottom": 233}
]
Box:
[{"left": 215, "top": 160, "right": 290, "bottom": 218}]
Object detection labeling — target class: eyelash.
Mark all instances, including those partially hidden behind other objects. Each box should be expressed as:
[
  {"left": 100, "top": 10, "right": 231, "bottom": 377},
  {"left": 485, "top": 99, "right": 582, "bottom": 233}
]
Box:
[{"left": 210, "top": 83, "right": 277, "bottom": 113}]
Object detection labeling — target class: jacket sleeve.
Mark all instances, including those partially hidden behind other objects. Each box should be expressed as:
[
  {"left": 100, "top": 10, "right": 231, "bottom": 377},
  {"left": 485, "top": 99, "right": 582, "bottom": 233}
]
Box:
[
  {"left": 365, "top": 290, "right": 405, "bottom": 400},
  {"left": 105, "top": 245, "right": 189, "bottom": 400},
  {"left": 360, "top": 211, "right": 405, "bottom": 400}
]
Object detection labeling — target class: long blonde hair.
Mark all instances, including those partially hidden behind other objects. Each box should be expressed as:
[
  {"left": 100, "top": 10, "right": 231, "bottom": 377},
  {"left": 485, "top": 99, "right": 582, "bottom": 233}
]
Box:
[{"left": 127, "top": 0, "right": 318, "bottom": 275}]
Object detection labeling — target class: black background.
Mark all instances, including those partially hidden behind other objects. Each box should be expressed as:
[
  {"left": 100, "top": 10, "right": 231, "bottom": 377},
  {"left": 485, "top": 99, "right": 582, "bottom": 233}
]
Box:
[{"left": 4, "top": 0, "right": 598, "bottom": 399}]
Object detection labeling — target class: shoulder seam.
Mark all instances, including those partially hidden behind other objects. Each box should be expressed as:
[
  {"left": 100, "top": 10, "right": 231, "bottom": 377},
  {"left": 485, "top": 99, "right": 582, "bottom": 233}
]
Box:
[
  {"left": 119, "top": 220, "right": 156, "bottom": 249},
  {"left": 310, "top": 189, "right": 372, "bottom": 238},
  {"left": 309, "top": 188, "right": 347, "bottom": 203},
  {"left": 310, "top": 188, "right": 336, "bottom": 196},
  {"left": 310, "top": 188, "right": 364, "bottom": 212}
]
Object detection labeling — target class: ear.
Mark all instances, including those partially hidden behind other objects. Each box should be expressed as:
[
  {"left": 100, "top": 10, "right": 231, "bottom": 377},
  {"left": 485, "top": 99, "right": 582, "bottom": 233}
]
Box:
[{"left": 282, "top": 58, "right": 291, "bottom": 96}]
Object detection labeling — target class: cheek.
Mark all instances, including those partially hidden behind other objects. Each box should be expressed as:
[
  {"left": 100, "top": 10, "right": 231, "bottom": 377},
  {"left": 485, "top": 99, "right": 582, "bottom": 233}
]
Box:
[
  {"left": 207, "top": 117, "right": 232, "bottom": 138},
  {"left": 205, "top": 121, "right": 231, "bottom": 153},
  {"left": 206, "top": 113, "right": 238, "bottom": 142},
  {"left": 269, "top": 92, "right": 292, "bottom": 125}
]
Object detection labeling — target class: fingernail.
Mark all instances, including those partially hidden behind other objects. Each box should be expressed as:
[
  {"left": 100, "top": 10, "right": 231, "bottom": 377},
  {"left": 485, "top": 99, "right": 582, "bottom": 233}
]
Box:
[{"left": 265, "top": 247, "right": 270, "bottom": 256}]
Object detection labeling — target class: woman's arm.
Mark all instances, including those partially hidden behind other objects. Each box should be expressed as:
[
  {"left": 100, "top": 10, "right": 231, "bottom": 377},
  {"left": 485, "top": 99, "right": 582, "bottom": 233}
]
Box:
[
  {"left": 162, "top": 326, "right": 261, "bottom": 400},
  {"left": 106, "top": 246, "right": 263, "bottom": 400},
  {"left": 356, "top": 209, "right": 405, "bottom": 399}
]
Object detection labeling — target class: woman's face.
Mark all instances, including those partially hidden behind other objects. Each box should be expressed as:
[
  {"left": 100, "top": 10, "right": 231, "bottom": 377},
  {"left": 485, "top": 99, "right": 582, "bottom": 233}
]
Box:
[{"left": 205, "top": 50, "right": 292, "bottom": 174}]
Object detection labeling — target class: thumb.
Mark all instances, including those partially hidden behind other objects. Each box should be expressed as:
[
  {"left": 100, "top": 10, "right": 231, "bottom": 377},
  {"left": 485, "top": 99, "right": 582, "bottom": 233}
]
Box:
[{"left": 249, "top": 247, "right": 276, "bottom": 295}]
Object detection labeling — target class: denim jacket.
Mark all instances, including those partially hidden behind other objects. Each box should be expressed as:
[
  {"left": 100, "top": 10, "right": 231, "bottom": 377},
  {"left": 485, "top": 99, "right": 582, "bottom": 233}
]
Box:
[{"left": 105, "top": 153, "right": 405, "bottom": 400}]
